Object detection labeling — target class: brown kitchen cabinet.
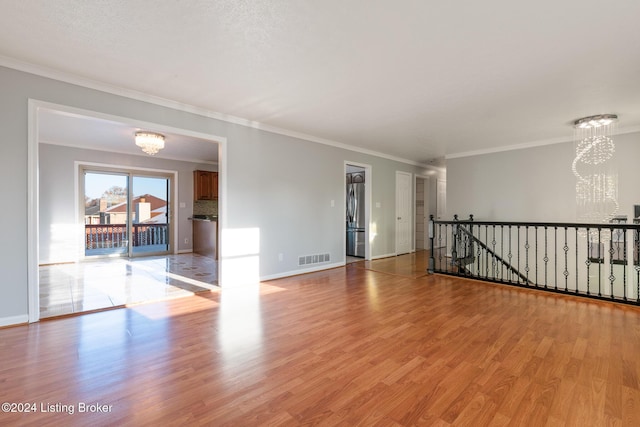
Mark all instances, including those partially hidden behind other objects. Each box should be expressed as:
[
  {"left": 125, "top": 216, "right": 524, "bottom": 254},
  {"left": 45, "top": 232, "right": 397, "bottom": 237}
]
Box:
[{"left": 194, "top": 170, "right": 218, "bottom": 200}]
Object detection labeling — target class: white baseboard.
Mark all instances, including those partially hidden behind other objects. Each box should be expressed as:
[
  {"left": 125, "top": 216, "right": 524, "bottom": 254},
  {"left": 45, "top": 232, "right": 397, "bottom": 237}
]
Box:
[
  {"left": 177, "top": 249, "right": 193, "bottom": 254},
  {"left": 372, "top": 253, "right": 396, "bottom": 260},
  {"left": 260, "top": 262, "right": 345, "bottom": 282},
  {"left": 0, "top": 314, "right": 29, "bottom": 328}
]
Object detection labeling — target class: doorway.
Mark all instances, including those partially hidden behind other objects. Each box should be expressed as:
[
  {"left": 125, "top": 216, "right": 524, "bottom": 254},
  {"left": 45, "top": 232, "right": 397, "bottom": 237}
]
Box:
[
  {"left": 29, "top": 100, "right": 226, "bottom": 322},
  {"left": 415, "top": 175, "right": 430, "bottom": 251},
  {"left": 395, "top": 171, "right": 412, "bottom": 255},
  {"left": 345, "top": 162, "right": 372, "bottom": 263}
]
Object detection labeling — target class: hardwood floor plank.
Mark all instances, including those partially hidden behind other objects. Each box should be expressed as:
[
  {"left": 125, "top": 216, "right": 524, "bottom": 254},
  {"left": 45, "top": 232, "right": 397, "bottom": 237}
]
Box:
[{"left": 2, "top": 252, "right": 640, "bottom": 425}]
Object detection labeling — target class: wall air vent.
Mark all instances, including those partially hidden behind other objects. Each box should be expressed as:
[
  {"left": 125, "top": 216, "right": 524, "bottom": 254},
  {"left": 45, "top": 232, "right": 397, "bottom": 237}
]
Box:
[{"left": 298, "top": 253, "right": 331, "bottom": 266}]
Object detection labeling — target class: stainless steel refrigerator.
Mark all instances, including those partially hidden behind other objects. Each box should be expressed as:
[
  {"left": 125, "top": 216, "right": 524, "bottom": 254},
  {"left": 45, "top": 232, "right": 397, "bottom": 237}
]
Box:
[{"left": 346, "top": 172, "right": 365, "bottom": 257}]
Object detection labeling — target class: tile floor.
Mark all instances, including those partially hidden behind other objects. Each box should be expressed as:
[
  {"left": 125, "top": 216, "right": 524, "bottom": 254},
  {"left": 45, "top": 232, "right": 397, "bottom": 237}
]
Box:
[{"left": 40, "top": 253, "right": 218, "bottom": 318}]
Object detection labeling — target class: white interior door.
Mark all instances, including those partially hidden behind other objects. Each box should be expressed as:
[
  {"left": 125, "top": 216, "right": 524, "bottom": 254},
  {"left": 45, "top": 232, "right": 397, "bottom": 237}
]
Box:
[
  {"left": 436, "top": 179, "right": 447, "bottom": 220},
  {"left": 396, "top": 171, "right": 412, "bottom": 255}
]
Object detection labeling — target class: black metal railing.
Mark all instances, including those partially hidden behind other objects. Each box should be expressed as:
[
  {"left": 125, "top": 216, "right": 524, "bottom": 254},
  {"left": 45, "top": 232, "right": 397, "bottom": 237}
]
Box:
[
  {"left": 428, "top": 214, "right": 640, "bottom": 305},
  {"left": 85, "top": 224, "right": 168, "bottom": 250}
]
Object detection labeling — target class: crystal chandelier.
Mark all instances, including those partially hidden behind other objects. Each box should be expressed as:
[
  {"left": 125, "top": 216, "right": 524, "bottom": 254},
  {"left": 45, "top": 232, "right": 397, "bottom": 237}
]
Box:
[
  {"left": 135, "top": 131, "right": 165, "bottom": 155},
  {"left": 571, "top": 114, "right": 618, "bottom": 224}
]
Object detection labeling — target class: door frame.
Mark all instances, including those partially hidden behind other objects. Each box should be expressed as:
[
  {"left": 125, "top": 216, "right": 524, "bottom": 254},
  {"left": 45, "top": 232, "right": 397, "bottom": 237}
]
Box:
[
  {"left": 28, "top": 99, "right": 226, "bottom": 323},
  {"left": 414, "top": 174, "right": 431, "bottom": 251},
  {"left": 436, "top": 179, "right": 447, "bottom": 221},
  {"left": 395, "top": 171, "right": 413, "bottom": 255},
  {"left": 78, "top": 163, "right": 177, "bottom": 259},
  {"left": 344, "top": 161, "right": 372, "bottom": 261}
]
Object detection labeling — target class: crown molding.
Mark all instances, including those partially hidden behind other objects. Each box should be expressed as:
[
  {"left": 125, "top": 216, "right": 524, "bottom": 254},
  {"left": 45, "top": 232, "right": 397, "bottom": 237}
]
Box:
[
  {"left": 0, "top": 55, "right": 432, "bottom": 169},
  {"left": 445, "top": 125, "right": 640, "bottom": 160},
  {"left": 39, "top": 140, "right": 218, "bottom": 166}
]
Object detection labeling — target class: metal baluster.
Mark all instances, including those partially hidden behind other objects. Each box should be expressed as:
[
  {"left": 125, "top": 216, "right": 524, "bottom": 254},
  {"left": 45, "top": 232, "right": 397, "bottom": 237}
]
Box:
[
  {"left": 517, "top": 226, "right": 521, "bottom": 284},
  {"left": 598, "top": 228, "right": 602, "bottom": 297},
  {"left": 586, "top": 227, "right": 591, "bottom": 295},
  {"left": 623, "top": 228, "right": 627, "bottom": 300},
  {"left": 525, "top": 226, "right": 530, "bottom": 284},
  {"left": 428, "top": 216, "right": 435, "bottom": 273},
  {"left": 440, "top": 223, "right": 445, "bottom": 272},
  {"left": 575, "top": 228, "right": 579, "bottom": 294},
  {"left": 492, "top": 225, "right": 496, "bottom": 279},
  {"left": 508, "top": 225, "right": 513, "bottom": 283},
  {"left": 452, "top": 216, "right": 459, "bottom": 274},
  {"left": 485, "top": 225, "right": 489, "bottom": 279},
  {"left": 535, "top": 226, "right": 539, "bottom": 287},
  {"left": 437, "top": 222, "right": 443, "bottom": 272},
  {"left": 609, "top": 228, "right": 615, "bottom": 299},
  {"left": 500, "top": 225, "right": 504, "bottom": 282},
  {"left": 563, "top": 227, "right": 569, "bottom": 292},
  {"left": 636, "top": 228, "right": 640, "bottom": 303},
  {"left": 543, "top": 226, "right": 548, "bottom": 289},
  {"left": 553, "top": 226, "right": 557, "bottom": 290}
]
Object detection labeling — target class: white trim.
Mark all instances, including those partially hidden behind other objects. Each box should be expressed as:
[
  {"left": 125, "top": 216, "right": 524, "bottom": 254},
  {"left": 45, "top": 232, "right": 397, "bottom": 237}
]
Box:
[
  {"left": 0, "top": 315, "right": 29, "bottom": 328},
  {"left": 177, "top": 249, "right": 193, "bottom": 254},
  {"left": 372, "top": 253, "right": 396, "bottom": 260},
  {"left": 445, "top": 125, "right": 640, "bottom": 160},
  {"left": 40, "top": 139, "right": 218, "bottom": 166},
  {"left": 75, "top": 160, "right": 182, "bottom": 175},
  {"left": 216, "top": 129, "right": 227, "bottom": 287},
  {"left": 395, "top": 171, "right": 413, "bottom": 256},
  {"left": 344, "top": 161, "right": 372, "bottom": 261},
  {"left": 75, "top": 162, "right": 179, "bottom": 259},
  {"left": 414, "top": 174, "right": 431, "bottom": 251},
  {"left": 27, "top": 100, "right": 39, "bottom": 323},
  {"left": 1, "top": 56, "right": 431, "bottom": 168},
  {"left": 421, "top": 164, "right": 447, "bottom": 173},
  {"left": 28, "top": 99, "right": 228, "bottom": 319},
  {"left": 33, "top": 100, "right": 225, "bottom": 143},
  {"left": 260, "top": 262, "right": 345, "bottom": 282}
]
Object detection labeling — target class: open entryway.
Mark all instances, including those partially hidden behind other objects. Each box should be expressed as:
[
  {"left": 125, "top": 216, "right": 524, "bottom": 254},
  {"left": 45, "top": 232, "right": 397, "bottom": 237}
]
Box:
[
  {"left": 395, "top": 171, "right": 412, "bottom": 255},
  {"left": 345, "top": 162, "right": 371, "bottom": 264},
  {"left": 414, "top": 175, "right": 430, "bottom": 251},
  {"left": 31, "top": 101, "right": 224, "bottom": 321}
]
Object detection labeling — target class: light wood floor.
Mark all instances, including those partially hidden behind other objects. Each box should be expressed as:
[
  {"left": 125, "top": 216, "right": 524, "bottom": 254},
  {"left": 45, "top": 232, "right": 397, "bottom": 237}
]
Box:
[{"left": 2, "top": 251, "right": 640, "bottom": 425}]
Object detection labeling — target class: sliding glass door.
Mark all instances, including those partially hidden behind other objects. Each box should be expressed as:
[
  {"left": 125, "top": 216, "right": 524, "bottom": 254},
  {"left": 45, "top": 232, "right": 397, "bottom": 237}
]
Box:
[
  {"left": 84, "top": 171, "right": 130, "bottom": 256},
  {"left": 83, "top": 168, "right": 172, "bottom": 257},
  {"left": 131, "top": 175, "right": 170, "bottom": 255}
]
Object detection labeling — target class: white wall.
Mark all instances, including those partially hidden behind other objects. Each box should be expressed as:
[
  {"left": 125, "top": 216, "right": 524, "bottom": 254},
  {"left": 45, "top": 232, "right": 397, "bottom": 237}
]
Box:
[
  {"left": 447, "top": 132, "right": 640, "bottom": 222},
  {"left": 38, "top": 143, "right": 216, "bottom": 263},
  {"left": 221, "top": 122, "right": 428, "bottom": 274},
  {"left": 0, "top": 65, "right": 430, "bottom": 325}
]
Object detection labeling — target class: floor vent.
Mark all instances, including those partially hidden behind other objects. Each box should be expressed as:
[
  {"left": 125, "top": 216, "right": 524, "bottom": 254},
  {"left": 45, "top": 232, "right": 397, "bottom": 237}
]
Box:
[{"left": 298, "top": 253, "right": 331, "bottom": 266}]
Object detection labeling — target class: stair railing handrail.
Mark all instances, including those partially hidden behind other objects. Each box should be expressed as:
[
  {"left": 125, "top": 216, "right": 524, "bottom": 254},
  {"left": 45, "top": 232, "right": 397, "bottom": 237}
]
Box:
[
  {"left": 454, "top": 219, "right": 531, "bottom": 284},
  {"left": 428, "top": 214, "right": 640, "bottom": 306}
]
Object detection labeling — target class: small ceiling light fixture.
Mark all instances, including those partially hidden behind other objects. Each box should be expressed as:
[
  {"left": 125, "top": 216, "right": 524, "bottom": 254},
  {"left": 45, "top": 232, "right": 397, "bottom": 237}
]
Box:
[
  {"left": 135, "top": 131, "right": 165, "bottom": 155},
  {"left": 571, "top": 114, "right": 619, "bottom": 224}
]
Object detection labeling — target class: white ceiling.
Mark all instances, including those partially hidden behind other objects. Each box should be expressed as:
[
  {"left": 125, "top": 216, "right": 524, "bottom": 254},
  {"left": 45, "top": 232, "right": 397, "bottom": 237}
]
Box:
[
  {"left": 38, "top": 108, "right": 219, "bottom": 163},
  {"left": 2, "top": 1, "right": 640, "bottom": 165}
]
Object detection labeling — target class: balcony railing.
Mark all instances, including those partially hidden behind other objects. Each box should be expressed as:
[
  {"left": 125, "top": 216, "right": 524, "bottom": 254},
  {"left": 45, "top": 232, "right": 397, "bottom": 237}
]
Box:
[
  {"left": 429, "top": 215, "right": 640, "bottom": 305},
  {"left": 85, "top": 224, "right": 168, "bottom": 250}
]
